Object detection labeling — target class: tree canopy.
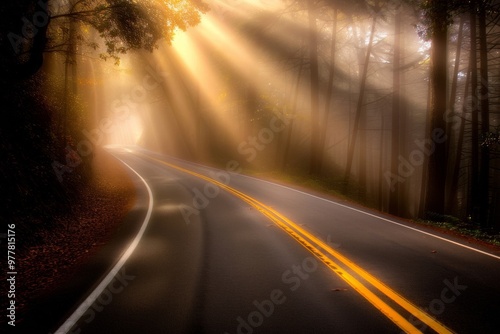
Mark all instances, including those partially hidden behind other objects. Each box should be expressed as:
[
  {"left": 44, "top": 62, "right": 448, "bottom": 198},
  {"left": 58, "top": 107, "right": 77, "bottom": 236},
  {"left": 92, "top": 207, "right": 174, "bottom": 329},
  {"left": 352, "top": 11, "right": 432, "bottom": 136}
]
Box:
[{"left": 0, "top": 0, "right": 208, "bottom": 80}]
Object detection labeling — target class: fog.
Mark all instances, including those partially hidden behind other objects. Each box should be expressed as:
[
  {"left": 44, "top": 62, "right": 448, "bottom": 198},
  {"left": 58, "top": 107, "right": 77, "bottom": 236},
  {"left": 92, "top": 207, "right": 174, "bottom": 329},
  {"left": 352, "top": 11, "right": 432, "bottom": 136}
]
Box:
[{"left": 41, "top": 0, "right": 500, "bottom": 223}]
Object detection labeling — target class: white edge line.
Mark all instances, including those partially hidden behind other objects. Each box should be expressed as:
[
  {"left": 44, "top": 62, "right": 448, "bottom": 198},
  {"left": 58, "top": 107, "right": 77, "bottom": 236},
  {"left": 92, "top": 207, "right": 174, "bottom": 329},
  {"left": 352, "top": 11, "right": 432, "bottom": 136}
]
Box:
[
  {"left": 135, "top": 149, "right": 500, "bottom": 261},
  {"left": 233, "top": 174, "right": 500, "bottom": 261},
  {"left": 54, "top": 158, "right": 154, "bottom": 333}
]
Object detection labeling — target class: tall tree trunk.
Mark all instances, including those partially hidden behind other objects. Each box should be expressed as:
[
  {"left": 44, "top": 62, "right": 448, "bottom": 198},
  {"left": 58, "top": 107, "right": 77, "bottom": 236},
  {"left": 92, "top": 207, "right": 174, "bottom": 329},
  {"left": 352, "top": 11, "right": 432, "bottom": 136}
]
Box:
[
  {"left": 448, "top": 61, "right": 471, "bottom": 215},
  {"left": 282, "top": 58, "right": 305, "bottom": 171},
  {"left": 469, "top": 1, "right": 480, "bottom": 221},
  {"left": 478, "top": 1, "right": 490, "bottom": 225},
  {"left": 379, "top": 106, "right": 386, "bottom": 211},
  {"left": 307, "top": 0, "right": 321, "bottom": 175},
  {"left": 447, "top": 15, "right": 465, "bottom": 144},
  {"left": 62, "top": 6, "right": 78, "bottom": 145},
  {"left": 419, "top": 76, "right": 433, "bottom": 217},
  {"left": 344, "top": 16, "right": 377, "bottom": 182},
  {"left": 358, "top": 104, "right": 367, "bottom": 201},
  {"left": 389, "top": 7, "right": 402, "bottom": 215},
  {"left": 318, "top": 8, "right": 338, "bottom": 173},
  {"left": 444, "top": 15, "right": 465, "bottom": 214},
  {"left": 424, "top": 0, "right": 448, "bottom": 216}
]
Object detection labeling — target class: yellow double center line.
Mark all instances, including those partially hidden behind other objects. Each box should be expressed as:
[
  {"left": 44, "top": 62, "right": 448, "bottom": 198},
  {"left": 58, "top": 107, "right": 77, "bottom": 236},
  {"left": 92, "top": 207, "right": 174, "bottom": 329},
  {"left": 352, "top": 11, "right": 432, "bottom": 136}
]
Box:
[{"left": 145, "top": 154, "right": 453, "bottom": 334}]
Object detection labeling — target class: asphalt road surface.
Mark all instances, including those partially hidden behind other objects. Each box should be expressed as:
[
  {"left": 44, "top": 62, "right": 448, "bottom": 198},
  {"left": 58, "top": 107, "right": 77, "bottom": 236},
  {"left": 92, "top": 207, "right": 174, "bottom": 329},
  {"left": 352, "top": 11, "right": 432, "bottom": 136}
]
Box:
[{"left": 26, "top": 148, "right": 500, "bottom": 333}]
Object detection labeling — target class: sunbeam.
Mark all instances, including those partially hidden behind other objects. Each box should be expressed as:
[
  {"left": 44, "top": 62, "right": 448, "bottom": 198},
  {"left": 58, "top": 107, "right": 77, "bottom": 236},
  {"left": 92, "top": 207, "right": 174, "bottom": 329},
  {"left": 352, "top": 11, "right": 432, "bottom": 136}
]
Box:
[
  {"left": 5, "top": 0, "right": 500, "bottom": 331},
  {"left": 39, "top": 0, "right": 498, "bottom": 222}
]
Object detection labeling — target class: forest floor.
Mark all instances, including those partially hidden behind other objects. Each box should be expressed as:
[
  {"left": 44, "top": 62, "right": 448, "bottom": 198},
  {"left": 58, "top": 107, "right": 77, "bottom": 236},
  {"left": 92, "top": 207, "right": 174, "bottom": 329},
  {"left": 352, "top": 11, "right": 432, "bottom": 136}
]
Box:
[{"left": 1, "top": 149, "right": 136, "bottom": 326}]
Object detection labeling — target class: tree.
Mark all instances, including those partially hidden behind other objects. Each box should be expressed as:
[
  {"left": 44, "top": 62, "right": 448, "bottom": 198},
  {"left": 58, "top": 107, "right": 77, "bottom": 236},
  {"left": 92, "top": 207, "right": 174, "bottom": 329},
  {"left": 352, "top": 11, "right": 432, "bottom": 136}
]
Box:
[
  {"left": 318, "top": 8, "right": 338, "bottom": 173},
  {"left": 344, "top": 12, "right": 377, "bottom": 182},
  {"left": 423, "top": 0, "right": 449, "bottom": 216},
  {"left": 389, "top": 5, "right": 402, "bottom": 215},
  {"left": 307, "top": 0, "right": 322, "bottom": 175},
  {"left": 0, "top": 0, "right": 208, "bottom": 246},
  {"left": 2, "top": 0, "right": 208, "bottom": 80},
  {"left": 446, "top": 15, "right": 467, "bottom": 214},
  {"left": 477, "top": 0, "right": 491, "bottom": 225},
  {"left": 469, "top": 0, "right": 480, "bottom": 221}
]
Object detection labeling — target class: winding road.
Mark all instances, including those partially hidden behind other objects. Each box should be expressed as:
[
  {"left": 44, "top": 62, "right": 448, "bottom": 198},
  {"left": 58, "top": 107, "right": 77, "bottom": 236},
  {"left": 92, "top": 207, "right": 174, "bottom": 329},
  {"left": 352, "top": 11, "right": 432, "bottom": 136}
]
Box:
[{"left": 25, "top": 148, "right": 500, "bottom": 333}]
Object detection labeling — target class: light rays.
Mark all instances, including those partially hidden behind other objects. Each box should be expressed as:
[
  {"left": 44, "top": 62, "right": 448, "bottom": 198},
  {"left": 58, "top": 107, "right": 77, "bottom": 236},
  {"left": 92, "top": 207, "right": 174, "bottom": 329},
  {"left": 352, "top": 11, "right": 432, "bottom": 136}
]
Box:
[{"left": 91, "top": 0, "right": 430, "bottom": 191}]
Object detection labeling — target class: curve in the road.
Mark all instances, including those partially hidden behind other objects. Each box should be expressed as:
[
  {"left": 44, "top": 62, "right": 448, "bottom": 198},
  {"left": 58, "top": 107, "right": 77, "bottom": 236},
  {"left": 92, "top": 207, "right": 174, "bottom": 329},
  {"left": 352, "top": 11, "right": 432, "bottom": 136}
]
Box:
[
  {"left": 142, "top": 154, "right": 454, "bottom": 334},
  {"left": 54, "top": 158, "right": 154, "bottom": 334}
]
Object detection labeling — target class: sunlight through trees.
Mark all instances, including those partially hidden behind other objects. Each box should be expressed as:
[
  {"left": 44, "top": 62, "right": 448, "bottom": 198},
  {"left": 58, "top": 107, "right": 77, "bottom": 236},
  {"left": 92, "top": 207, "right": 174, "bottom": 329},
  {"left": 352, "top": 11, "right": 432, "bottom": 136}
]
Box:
[{"left": 2, "top": 0, "right": 500, "bottom": 239}]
